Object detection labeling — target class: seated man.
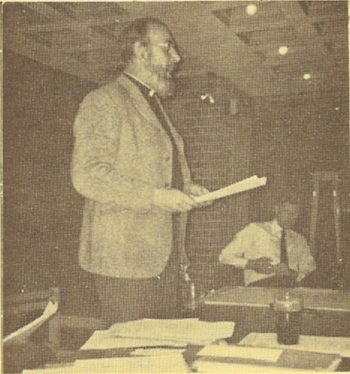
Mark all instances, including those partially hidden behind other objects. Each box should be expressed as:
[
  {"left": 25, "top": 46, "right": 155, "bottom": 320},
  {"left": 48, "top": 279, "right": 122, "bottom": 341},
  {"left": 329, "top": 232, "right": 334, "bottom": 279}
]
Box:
[{"left": 219, "top": 190, "right": 316, "bottom": 288}]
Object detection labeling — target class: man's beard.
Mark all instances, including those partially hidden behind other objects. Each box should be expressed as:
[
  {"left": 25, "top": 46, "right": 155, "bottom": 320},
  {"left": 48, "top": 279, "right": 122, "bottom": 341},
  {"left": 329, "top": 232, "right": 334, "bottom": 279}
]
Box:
[
  {"left": 155, "top": 74, "right": 176, "bottom": 98},
  {"left": 147, "top": 63, "right": 177, "bottom": 98}
]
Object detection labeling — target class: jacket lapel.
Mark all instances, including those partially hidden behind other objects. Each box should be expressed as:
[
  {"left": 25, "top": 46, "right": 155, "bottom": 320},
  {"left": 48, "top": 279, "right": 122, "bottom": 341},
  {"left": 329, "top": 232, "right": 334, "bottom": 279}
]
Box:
[
  {"left": 118, "top": 74, "right": 185, "bottom": 160},
  {"left": 118, "top": 75, "right": 167, "bottom": 133}
]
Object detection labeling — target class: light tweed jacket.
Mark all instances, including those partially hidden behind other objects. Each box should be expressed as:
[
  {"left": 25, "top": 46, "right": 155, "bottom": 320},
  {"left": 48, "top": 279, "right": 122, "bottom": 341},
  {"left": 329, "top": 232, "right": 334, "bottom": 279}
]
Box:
[{"left": 71, "top": 74, "right": 191, "bottom": 278}]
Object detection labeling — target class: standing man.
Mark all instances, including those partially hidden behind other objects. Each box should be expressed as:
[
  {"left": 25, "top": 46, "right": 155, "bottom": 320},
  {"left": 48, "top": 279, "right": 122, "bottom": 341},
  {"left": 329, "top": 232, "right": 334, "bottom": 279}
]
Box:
[{"left": 71, "top": 18, "right": 209, "bottom": 326}]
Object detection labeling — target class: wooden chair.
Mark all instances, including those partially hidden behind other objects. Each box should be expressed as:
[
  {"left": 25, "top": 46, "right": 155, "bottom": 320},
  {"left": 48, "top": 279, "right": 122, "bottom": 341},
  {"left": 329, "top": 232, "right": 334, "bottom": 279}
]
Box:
[
  {"left": 3, "top": 287, "right": 104, "bottom": 372},
  {"left": 3, "top": 287, "right": 60, "bottom": 348},
  {"left": 3, "top": 288, "right": 61, "bottom": 373},
  {"left": 3, "top": 287, "right": 103, "bottom": 351}
]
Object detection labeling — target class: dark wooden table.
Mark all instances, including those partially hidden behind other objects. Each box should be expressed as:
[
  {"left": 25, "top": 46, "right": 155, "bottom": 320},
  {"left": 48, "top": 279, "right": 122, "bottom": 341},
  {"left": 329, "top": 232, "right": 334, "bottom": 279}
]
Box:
[{"left": 198, "top": 286, "right": 350, "bottom": 371}]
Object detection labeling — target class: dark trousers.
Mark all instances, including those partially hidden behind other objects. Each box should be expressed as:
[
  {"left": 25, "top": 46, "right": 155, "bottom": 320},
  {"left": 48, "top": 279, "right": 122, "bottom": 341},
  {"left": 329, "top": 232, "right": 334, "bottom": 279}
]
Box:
[{"left": 94, "top": 246, "right": 181, "bottom": 328}]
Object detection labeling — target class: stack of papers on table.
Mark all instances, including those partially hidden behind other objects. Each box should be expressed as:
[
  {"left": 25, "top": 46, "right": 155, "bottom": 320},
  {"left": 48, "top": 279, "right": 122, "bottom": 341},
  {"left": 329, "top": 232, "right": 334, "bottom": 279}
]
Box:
[
  {"left": 80, "top": 318, "right": 235, "bottom": 350},
  {"left": 239, "top": 333, "right": 350, "bottom": 357},
  {"left": 192, "top": 344, "right": 342, "bottom": 372},
  {"left": 23, "top": 353, "right": 191, "bottom": 373}
]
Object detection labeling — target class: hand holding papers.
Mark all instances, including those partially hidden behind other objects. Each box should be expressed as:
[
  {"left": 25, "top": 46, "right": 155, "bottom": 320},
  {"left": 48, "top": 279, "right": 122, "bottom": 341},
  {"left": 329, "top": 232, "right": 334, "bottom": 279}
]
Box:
[{"left": 192, "top": 175, "right": 267, "bottom": 203}]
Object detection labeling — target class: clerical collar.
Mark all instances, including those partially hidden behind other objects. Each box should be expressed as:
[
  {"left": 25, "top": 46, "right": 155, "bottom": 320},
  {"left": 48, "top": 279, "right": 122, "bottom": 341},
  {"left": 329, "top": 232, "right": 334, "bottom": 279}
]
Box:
[{"left": 123, "top": 72, "right": 156, "bottom": 97}]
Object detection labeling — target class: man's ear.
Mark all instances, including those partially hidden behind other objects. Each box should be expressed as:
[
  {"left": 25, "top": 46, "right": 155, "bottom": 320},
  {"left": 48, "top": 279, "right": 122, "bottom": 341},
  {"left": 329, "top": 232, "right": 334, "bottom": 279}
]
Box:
[{"left": 133, "top": 41, "right": 148, "bottom": 61}]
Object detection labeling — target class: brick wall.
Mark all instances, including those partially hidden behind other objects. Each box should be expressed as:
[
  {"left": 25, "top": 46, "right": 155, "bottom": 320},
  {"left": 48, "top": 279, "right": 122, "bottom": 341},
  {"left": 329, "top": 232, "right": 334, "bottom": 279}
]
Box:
[{"left": 164, "top": 73, "right": 253, "bottom": 289}]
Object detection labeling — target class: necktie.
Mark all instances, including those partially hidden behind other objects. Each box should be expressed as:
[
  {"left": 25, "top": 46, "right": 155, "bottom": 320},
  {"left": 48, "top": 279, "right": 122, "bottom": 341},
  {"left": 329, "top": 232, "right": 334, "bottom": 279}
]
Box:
[{"left": 280, "top": 229, "right": 288, "bottom": 265}]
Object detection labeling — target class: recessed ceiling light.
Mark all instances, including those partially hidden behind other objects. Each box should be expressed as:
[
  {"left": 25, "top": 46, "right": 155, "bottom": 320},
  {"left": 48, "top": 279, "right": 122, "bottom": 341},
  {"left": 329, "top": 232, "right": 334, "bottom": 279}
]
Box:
[
  {"left": 246, "top": 4, "right": 257, "bottom": 16},
  {"left": 278, "top": 46, "right": 288, "bottom": 55},
  {"left": 303, "top": 73, "right": 311, "bottom": 80}
]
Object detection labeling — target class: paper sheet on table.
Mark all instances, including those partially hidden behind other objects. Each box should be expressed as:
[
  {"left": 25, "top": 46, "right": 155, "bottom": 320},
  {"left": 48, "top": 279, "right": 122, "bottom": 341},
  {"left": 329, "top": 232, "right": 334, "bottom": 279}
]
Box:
[
  {"left": 192, "top": 175, "right": 267, "bottom": 203},
  {"left": 192, "top": 361, "right": 314, "bottom": 373},
  {"left": 107, "top": 318, "right": 235, "bottom": 345},
  {"left": 80, "top": 330, "right": 187, "bottom": 350},
  {"left": 193, "top": 344, "right": 342, "bottom": 372},
  {"left": 3, "top": 301, "right": 58, "bottom": 345},
  {"left": 74, "top": 355, "right": 191, "bottom": 373},
  {"left": 239, "top": 333, "right": 350, "bottom": 358},
  {"left": 23, "top": 355, "right": 191, "bottom": 373},
  {"left": 196, "top": 344, "right": 283, "bottom": 363}
]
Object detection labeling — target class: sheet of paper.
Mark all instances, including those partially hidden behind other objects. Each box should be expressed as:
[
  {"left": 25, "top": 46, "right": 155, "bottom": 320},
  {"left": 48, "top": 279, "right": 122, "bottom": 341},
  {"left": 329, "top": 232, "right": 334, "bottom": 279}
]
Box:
[
  {"left": 239, "top": 333, "right": 350, "bottom": 358},
  {"left": 131, "top": 348, "right": 186, "bottom": 356},
  {"left": 192, "top": 361, "right": 314, "bottom": 373},
  {"left": 196, "top": 344, "right": 282, "bottom": 363},
  {"left": 192, "top": 175, "right": 267, "bottom": 203},
  {"left": 3, "top": 301, "right": 58, "bottom": 345},
  {"left": 23, "top": 355, "right": 191, "bottom": 373},
  {"left": 107, "top": 318, "right": 235, "bottom": 345},
  {"left": 80, "top": 330, "right": 186, "bottom": 350},
  {"left": 73, "top": 356, "right": 191, "bottom": 373}
]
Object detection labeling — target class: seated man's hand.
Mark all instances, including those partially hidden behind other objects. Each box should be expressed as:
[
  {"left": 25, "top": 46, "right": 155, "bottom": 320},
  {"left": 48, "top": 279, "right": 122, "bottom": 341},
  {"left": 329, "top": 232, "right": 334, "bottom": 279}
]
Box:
[
  {"left": 273, "top": 263, "right": 298, "bottom": 279},
  {"left": 246, "top": 257, "right": 274, "bottom": 275},
  {"left": 153, "top": 188, "right": 198, "bottom": 212}
]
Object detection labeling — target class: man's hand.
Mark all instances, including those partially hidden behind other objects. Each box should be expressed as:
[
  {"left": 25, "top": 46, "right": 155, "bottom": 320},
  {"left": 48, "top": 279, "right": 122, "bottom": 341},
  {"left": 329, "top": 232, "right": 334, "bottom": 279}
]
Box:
[
  {"left": 273, "top": 263, "right": 298, "bottom": 279},
  {"left": 246, "top": 257, "right": 274, "bottom": 274},
  {"left": 152, "top": 188, "right": 198, "bottom": 212},
  {"left": 188, "top": 183, "right": 212, "bottom": 207}
]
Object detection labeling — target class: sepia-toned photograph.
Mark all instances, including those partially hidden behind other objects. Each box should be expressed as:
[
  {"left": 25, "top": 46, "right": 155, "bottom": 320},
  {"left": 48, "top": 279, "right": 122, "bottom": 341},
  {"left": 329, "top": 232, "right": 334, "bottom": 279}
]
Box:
[{"left": 2, "top": 1, "right": 350, "bottom": 373}]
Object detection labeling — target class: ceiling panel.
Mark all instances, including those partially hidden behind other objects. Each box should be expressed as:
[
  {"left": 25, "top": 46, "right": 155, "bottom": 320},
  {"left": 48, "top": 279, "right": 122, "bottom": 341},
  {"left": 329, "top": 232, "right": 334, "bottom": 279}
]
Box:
[
  {"left": 306, "top": 1, "right": 347, "bottom": 18},
  {"left": 3, "top": 1, "right": 348, "bottom": 97},
  {"left": 213, "top": 1, "right": 287, "bottom": 31},
  {"left": 236, "top": 26, "right": 300, "bottom": 47}
]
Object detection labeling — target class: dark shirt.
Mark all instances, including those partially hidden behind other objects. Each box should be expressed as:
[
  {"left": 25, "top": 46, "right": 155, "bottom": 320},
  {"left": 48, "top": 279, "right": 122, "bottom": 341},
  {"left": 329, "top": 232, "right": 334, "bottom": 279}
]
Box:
[{"left": 123, "top": 73, "right": 184, "bottom": 191}]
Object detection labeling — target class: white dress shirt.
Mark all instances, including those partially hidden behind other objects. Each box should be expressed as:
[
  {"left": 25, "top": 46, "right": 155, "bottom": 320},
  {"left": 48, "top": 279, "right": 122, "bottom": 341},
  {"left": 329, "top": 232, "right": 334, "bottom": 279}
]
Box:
[{"left": 219, "top": 219, "right": 316, "bottom": 286}]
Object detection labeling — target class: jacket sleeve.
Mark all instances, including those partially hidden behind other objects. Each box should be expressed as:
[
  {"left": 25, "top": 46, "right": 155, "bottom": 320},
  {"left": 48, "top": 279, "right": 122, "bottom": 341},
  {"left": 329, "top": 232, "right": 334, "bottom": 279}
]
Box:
[
  {"left": 71, "top": 89, "right": 154, "bottom": 211},
  {"left": 219, "top": 224, "right": 254, "bottom": 268}
]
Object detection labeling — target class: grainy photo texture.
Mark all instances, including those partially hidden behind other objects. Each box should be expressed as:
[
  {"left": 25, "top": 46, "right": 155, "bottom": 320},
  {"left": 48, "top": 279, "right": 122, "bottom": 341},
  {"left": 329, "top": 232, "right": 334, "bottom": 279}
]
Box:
[{"left": 2, "top": 2, "right": 350, "bottom": 373}]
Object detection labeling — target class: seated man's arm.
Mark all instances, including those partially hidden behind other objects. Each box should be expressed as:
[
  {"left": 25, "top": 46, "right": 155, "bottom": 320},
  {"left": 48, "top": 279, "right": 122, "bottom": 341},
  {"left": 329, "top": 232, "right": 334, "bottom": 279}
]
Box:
[
  {"left": 295, "top": 236, "right": 316, "bottom": 282},
  {"left": 219, "top": 224, "right": 274, "bottom": 275},
  {"left": 219, "top": 226, "right": 251, "bottom": 268}
]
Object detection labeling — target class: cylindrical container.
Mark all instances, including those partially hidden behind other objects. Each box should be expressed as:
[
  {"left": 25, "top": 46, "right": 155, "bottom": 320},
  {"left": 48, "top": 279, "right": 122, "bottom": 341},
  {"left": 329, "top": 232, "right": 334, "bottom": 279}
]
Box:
[
  {"left": 273, "top": 291, "right": 303, "bottom": 345},
  {"left": 182, "top": 273, "right": 197, "bottom": 312}
]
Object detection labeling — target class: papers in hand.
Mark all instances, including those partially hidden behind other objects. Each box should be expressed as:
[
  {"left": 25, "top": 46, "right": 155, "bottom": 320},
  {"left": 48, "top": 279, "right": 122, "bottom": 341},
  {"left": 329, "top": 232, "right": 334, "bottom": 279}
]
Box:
[{"left": 192, "top": 175, "right": 267, "bottom": 203}]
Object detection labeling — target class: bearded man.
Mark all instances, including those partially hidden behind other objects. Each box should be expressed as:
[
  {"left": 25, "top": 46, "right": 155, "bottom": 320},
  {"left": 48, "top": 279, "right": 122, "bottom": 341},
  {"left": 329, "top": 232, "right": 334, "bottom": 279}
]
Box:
[{"left": 71, "top": 18, "right": 209, "bottom": 326}]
